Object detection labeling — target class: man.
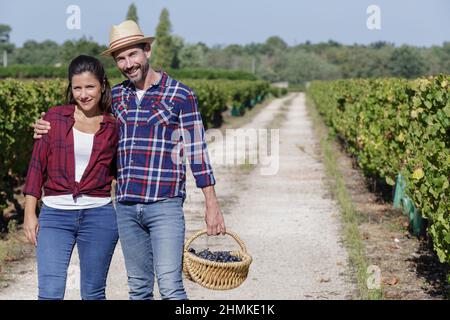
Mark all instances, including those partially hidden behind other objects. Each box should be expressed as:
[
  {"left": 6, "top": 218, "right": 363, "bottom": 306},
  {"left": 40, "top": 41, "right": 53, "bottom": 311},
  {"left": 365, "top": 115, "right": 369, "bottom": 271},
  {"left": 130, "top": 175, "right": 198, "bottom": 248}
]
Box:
[{"left": 33, "top": 20, "right": 225, "bottom": 300}]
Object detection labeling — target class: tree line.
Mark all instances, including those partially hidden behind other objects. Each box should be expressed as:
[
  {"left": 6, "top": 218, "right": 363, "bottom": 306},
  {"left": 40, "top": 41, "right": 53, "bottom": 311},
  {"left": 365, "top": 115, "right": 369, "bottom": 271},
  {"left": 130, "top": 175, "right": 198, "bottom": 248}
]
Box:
[{"left": 0, "top": 4, "right": 449, "bottom": 85}]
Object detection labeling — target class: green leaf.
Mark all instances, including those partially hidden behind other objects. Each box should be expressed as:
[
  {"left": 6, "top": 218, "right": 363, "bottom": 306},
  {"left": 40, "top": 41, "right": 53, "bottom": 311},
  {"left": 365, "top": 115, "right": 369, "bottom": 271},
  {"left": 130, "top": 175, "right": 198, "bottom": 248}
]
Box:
[
  {"left": 385, "top": 176, "right": 395, "bottom": 186},
  {"left": 443, "top": 179, "right": 449, "bottom": 190}
]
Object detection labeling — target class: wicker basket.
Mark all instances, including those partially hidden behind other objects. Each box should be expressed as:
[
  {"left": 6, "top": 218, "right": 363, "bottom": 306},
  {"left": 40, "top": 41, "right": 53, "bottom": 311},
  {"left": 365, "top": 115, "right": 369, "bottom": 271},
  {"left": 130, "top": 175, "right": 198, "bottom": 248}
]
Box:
[{"left": 183, "top": 229, "right": 252, "bottom": 290}]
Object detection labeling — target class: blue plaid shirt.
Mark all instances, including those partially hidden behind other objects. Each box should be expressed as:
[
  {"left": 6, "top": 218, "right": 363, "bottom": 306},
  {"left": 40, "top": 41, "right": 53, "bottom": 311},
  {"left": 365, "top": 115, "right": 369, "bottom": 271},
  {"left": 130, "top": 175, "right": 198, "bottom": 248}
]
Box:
[{"left": 111, "top": 71, "right": 216, "bottom": 203}]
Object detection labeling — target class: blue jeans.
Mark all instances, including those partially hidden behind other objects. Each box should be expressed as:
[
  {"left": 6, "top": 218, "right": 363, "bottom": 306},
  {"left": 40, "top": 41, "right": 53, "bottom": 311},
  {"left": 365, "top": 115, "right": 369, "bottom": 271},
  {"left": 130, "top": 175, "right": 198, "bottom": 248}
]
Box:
[
  {"left": 115, "top": 197, "right": 187, "bottom": 300},
  {"left": 36, "top": 203, "right": 118, "bottom": 300}
]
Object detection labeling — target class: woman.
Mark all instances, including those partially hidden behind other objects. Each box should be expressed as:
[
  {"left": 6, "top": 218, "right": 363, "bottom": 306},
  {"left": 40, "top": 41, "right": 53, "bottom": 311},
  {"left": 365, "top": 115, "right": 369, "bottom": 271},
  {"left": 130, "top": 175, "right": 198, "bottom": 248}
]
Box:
[{"left": 23, "top": 55, "right": 119, "bottom": 300}]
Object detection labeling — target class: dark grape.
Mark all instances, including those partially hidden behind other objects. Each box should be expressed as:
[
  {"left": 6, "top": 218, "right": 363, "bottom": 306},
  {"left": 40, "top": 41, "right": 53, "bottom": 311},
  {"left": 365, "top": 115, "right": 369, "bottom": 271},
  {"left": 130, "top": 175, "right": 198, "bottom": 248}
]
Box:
[{"left": 188, "top": 247, "right": 242, "bottom": 262}]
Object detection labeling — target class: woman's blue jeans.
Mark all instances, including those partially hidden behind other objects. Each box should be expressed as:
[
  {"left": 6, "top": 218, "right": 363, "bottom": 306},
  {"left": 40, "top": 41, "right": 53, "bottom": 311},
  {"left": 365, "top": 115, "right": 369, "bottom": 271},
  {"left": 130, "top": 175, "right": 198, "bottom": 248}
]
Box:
[
  {"left": 36, "top": 203, "right": 118, "bottom": 300},
  {"left": 115, "top": 197, "right": 187, "bottom": 300}
]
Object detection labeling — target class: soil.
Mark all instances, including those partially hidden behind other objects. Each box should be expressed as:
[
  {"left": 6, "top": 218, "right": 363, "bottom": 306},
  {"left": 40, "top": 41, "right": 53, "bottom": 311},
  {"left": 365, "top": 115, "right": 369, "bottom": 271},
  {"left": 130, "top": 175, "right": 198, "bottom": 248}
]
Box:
[{"left": 333, "top": 139, "right": 449, "bottom": 299}]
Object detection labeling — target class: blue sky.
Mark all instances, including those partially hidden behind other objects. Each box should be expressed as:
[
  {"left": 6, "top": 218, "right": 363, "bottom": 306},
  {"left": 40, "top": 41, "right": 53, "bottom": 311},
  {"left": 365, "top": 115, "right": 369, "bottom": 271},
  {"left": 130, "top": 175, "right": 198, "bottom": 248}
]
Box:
[{"left": 1, "top": 0, "right": 449, "bottom": 47}]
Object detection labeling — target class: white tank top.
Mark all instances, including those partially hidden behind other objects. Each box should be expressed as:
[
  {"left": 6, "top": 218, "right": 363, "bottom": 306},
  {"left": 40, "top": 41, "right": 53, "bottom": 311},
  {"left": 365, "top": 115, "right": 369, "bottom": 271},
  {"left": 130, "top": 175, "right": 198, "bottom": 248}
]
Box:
[{"left": 42, "top": 127, "right": 112, "bottom": 210}]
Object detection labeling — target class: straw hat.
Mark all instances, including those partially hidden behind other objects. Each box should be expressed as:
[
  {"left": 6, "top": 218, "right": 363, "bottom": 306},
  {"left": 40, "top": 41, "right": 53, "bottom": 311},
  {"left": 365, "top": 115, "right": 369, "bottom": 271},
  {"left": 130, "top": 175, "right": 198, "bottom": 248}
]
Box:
[{"left": 101, "top": 20, "right": 154, "bottom": 57}]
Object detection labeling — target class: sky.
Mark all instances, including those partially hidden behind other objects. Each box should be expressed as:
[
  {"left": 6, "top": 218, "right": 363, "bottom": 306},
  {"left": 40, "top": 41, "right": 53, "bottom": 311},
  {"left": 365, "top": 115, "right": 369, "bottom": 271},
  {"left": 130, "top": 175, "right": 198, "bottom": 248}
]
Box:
[{"left": 0, "top": 0, "right": 449, "bottom": 48}]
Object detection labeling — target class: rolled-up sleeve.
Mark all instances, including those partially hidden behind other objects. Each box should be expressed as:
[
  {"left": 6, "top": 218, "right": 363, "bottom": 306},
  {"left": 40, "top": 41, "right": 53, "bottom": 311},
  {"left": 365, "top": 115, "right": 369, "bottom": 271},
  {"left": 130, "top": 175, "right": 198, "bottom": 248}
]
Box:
[
  {"left": 23, "top": 127, "right": 50, "bottom": 200},
  {"left": 179, "top": 93, "right": 216, "bottom": 188}
]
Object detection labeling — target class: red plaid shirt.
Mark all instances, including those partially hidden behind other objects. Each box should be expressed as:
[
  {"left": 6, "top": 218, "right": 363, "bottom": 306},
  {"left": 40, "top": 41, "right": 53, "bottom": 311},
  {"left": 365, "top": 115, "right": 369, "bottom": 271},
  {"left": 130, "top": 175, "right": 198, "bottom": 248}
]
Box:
[{"left": 23, "top": 105, "right": 119, "bottom": 200}]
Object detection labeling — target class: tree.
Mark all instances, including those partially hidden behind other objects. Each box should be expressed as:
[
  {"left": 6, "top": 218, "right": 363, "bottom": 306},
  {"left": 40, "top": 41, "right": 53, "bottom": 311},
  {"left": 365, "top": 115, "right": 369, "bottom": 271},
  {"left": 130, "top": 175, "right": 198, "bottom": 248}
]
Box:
[
  {"left": 60, "top": 37, "right": 115, "bottom": 68},
  {"left": 242, "top": 42, "right": 266, "bottom": 55},
  {"left": 152, "top": 8, "right": 179, "bottom": 69},
  {"left": 204, "top": 46, "right": 231, "bottom": 69},
  {"left": 0, "top": 24, "right": 14, "bottom": 64},
  {"left": 272, "top": 49, "right": 341, "bottom": 85},
  {"left": 369, "top": 41, "right": 394, "bottom": 49},
  {"left": 179, "top": 42, "right": 208, "bottom": 68},
  {"left": 0, "top": 24, "right": 11, "bottom": 43},
  {"left": 263, "top": 36, "right": 288, "bottom": 56},
  {"left": 126, "top": 3, "right": 139, "bottom": 24},
  {"left": 170, "top": 35, "right": 184, "bottom": 69},
  {"left": 13, "top": 40, "right": 60, "bottom": 65},
  {"left": 388, "top": 45, "right": 427, "bottom": 78},
  {"left": 429, "top": 42, "right": 450, "bottom": 75},
  {"left": 340, "top": 46, "right": 393, "bottom": 78},
  {"left": 440, "top": 42, "right": 450, "bottom": 74},
  {"left": 0, "top": 24, "right": 14, "bottom": 54}
]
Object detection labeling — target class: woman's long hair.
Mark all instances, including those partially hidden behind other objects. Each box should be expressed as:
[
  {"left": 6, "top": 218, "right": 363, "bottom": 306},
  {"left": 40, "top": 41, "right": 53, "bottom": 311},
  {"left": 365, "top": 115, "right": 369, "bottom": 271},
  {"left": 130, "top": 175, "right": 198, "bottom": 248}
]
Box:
[{"left": 66, "top": 55, "right": 112, "bottom": 113}]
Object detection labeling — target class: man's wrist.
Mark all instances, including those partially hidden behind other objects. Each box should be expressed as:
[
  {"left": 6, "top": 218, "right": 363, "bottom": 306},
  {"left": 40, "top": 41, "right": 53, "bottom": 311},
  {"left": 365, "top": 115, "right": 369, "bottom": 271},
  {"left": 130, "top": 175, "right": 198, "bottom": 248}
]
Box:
[{"left": 205, "top": 197, "right": 218, "bottom": 208}]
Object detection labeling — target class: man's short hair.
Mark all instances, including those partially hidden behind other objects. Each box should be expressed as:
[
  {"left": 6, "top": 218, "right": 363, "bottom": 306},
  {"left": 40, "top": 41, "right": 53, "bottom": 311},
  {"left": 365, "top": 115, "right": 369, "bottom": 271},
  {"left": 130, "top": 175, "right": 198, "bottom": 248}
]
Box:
[{"left": 137, "top": 43, "right": 147, "bottom": 51}]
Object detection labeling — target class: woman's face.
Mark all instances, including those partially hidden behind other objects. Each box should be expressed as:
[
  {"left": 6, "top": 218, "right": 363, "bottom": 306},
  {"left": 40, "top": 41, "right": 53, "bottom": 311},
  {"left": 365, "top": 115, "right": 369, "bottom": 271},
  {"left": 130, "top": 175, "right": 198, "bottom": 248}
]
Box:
[{"left": 71, "top": 71, "right": 103, "bottom": 113}]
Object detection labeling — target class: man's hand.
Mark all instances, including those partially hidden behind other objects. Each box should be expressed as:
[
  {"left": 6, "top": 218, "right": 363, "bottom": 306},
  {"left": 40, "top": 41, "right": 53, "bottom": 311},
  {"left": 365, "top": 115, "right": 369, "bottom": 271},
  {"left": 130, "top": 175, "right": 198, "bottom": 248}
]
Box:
[
  {"left": 205, "top": 198, "right": 226, "bottom": 236},
  {"left": 202, "top": 186, "right": 226, "bottom": 236},
  {"left": 32, "top": 112, "right": 50, "bottom": 139}
]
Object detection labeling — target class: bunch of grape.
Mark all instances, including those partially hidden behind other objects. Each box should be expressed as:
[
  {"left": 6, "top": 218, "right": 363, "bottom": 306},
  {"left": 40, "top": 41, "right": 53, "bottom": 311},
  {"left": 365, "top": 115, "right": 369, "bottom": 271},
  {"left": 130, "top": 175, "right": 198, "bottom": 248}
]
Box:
[{"left": 188, "top": 247, "right": 242, "bottom": 263}]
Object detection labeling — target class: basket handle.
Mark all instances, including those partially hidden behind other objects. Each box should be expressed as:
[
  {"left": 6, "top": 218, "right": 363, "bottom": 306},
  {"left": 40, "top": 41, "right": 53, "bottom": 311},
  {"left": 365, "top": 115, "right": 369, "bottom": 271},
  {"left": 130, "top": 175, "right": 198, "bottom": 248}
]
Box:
[{"left": 184, "top": 229, "right": 248, "bottom": 253}]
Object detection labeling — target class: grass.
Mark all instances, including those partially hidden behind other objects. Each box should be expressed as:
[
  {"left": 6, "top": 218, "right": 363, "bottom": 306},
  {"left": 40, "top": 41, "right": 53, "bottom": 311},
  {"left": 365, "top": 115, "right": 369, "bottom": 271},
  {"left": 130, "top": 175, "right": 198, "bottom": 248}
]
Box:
[
  {"left": 266, "top": 96, "right": 293, "bottom": 130},
  {"left": 296, "top": 144, "right": 321, "bottom": 162},
  {"left": 0, "top": 220, "right": 30, "bottom": 282},
  {"left": 305, "top": 93, "right": 384, "bottom": 300},
  {"left": 287, "top": 83, "right": 306, "bottom": 92},
  {"left": 239, "top": 157, "right": 256, "bottom": 171}
]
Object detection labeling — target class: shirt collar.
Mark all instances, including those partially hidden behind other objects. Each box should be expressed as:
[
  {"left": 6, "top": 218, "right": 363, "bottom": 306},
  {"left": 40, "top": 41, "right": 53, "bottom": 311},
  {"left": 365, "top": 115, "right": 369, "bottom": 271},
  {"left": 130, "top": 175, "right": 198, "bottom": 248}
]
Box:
[{"left": 61, "top": 104, "right": 75, "bottom": 116}]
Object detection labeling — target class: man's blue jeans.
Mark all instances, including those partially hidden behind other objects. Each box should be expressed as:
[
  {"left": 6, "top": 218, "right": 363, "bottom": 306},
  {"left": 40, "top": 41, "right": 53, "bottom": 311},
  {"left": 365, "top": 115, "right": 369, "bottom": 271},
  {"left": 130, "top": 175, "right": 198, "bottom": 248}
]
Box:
[
  {"left": 115, "top": 197, "right": 187, "bottom": 300},
  {"left": 36, "top": 203, "right": 118, "bottom": 300}
]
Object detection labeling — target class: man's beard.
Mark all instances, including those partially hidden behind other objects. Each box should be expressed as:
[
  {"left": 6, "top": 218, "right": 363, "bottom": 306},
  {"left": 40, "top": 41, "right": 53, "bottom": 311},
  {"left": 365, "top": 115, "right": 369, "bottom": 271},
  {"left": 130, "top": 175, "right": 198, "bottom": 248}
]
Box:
[{"left": 123, "top": 62, "right": 150, "bottom": 84}]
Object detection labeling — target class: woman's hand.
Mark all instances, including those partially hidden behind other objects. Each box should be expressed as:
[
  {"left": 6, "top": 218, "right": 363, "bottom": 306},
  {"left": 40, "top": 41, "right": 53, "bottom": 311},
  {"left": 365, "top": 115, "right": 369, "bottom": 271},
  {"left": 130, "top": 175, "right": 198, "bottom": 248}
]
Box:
[
  {"left": 24, "top": 195, "right": 39, "bottom": 246},
  {"left": 23, "top": 211, "right": 39, "bottom": 246}
]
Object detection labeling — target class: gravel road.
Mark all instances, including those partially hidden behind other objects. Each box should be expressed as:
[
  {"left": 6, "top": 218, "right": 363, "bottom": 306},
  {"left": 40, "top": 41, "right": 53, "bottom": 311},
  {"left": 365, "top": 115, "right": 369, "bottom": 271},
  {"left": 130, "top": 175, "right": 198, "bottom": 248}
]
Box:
[{"left": 0, "top": 93, "right": 356, "bottom": 300}]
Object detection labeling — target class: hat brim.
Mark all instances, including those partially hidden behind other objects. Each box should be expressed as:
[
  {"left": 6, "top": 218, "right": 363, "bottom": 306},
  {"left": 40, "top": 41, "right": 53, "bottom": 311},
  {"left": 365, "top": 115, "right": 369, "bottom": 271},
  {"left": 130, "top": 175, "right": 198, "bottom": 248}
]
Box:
[{"left": 100, "top": 37, "right": 154, "bottom": 57}]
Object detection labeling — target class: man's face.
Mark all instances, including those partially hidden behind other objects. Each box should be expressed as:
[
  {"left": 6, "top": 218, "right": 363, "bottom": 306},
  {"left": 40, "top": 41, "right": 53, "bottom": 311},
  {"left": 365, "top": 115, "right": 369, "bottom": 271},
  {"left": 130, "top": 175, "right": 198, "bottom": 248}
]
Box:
[{"left": 113, "top": 44, "right": 151, "bottom": 84}]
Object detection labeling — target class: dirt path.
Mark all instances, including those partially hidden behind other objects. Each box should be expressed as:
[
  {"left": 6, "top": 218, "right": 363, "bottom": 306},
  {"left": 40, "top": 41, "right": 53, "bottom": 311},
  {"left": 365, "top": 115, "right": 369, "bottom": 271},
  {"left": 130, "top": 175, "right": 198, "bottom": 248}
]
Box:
[{"left": 0, "top": 93, "right": 356, "bottom": 300}]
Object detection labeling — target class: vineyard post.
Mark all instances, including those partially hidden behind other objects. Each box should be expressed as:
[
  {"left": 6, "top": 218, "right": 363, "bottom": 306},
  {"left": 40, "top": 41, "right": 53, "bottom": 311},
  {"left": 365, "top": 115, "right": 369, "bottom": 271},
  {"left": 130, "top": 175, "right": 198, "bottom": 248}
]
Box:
[{"left": 3, "top": 50, "right": 7, "bottom": 67}]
